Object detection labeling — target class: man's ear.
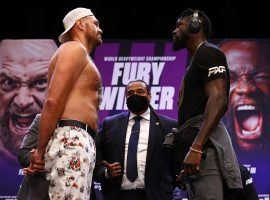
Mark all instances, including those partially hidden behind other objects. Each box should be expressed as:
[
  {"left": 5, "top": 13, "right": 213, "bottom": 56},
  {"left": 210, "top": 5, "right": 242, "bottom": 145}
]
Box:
[
  {"left": 147, "top": 92, "right": 151, "bottom": 102},
  {"left": 75, "top": 20, "right": 85, "bottom": 31}
]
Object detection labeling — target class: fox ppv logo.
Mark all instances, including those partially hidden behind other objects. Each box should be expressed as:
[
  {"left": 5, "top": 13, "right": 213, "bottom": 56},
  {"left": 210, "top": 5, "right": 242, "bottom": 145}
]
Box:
[{"left": 208, "top": 66, "right": 226, "bottom": 77}]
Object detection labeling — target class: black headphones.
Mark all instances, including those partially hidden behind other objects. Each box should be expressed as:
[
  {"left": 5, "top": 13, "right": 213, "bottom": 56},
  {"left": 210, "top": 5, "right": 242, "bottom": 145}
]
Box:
[{"left": 188, "top": 10, "right": 201, "bottom": 34}]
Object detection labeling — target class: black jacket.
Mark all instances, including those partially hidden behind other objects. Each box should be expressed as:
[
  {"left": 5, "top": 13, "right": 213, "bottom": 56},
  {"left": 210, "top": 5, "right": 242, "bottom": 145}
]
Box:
[{"left": 224, "top": 165, "right": 258, "bottom": 200}]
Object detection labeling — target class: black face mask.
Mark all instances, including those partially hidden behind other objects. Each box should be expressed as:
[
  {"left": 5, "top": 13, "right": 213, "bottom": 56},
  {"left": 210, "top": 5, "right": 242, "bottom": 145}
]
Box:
[{"left": 126, "top": 94, "right": 149, "bottom": 113}]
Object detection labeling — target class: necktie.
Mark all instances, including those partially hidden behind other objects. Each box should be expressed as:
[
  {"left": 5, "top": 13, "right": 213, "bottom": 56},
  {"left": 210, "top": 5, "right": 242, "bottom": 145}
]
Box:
[{"left": 126, "top": 115, "right": 142, "bottom": 182}]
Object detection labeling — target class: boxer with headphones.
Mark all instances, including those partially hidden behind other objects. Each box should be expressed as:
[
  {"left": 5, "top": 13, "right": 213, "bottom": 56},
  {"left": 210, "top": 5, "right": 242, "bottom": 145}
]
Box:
[
  {"left": 188, "top": 10, "right": 201, "bottom": 34},
  {"left": 172, "top": 8, "right": 243, "bottom": 199}
]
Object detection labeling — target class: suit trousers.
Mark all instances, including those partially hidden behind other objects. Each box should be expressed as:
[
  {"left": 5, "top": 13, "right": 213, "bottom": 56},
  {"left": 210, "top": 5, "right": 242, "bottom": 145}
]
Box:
[
  {"left": 17, "top": 173, "right": 49, "bottom": 200},
  {"left": 119, "top": 189, "right": 147, "bottom": 200}
]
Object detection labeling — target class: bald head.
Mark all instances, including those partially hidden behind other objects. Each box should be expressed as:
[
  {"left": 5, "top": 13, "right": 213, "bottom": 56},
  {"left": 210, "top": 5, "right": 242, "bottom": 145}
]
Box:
[{"left": 0, "top": 39, "right": 57, "bottom": 65}]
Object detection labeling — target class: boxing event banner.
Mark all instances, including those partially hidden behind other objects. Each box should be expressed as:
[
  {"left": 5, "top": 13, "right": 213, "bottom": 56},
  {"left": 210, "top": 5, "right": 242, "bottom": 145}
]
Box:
[
  {"left": 0, "top": 39, "right": 269, "bottom": 199},
  {"left": 94, "top": 41, "right": 186, "bottom": 123}
]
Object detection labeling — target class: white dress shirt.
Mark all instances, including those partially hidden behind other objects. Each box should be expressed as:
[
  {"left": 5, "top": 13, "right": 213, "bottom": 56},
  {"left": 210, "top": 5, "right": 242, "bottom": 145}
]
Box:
[{"left": 121, "top": 108, "right": 150, "bottom": 190}]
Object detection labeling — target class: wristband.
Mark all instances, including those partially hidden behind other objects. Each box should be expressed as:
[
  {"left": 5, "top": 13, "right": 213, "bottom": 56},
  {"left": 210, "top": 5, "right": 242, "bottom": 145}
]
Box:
[{"left": 190, "top": 147, "right": 203, "bottom": 154}]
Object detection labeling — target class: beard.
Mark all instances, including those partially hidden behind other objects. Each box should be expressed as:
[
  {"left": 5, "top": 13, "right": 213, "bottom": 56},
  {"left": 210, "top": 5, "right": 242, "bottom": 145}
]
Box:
[
  {"left": 0, "top": 103, "right": 40, "bottom": 158},
  {"left": 172, "top": 31, "right": 188, "bottom": 51}
]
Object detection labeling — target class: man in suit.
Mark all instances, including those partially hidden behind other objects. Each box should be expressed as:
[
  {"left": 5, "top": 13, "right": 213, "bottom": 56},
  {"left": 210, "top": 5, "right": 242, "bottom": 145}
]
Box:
[
  {"left": 94, "top": 80, "right": 178, "bottom": 200},
  {"left": 17, "top": 114, "right": 50, "bottom": 200}
]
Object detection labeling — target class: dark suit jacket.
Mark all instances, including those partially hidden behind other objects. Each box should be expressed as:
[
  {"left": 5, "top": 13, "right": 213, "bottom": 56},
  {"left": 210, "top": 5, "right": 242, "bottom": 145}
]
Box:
[
  {"left": 16, "top": 114, "right": 50, "bottom": 200},
  {"left": 94, "top": 111, "right": 178, "bottom": 200}
]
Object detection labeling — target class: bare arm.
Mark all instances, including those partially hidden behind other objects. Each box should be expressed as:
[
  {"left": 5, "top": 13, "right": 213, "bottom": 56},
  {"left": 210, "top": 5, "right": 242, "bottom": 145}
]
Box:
[
  {"left": 183, "top": 78, "right": 228, "bottom": 174},
  {"left": 192, "top": 78, "right": 228, "bottom": 150},
  {"left": 37, "top": 43, "right": 88, "bottom": 156}
]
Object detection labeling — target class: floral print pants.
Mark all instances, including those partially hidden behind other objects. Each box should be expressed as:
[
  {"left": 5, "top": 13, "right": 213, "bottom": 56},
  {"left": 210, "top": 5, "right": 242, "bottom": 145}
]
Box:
[{"left": 44, "top": 126, "right": 96, "bottom": 200}]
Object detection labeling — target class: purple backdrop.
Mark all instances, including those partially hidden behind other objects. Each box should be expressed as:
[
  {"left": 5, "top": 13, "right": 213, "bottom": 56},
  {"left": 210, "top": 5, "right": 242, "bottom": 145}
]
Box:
[{"left": 0, "top": 39, "right": 269, "bottom": 200}]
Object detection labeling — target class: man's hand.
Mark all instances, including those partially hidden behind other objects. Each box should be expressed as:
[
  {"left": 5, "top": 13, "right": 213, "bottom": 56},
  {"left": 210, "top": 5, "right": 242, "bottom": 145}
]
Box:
[
  {"left": 176, "top": 170, "right": 187, "bottom": 190},
  {"left": 102, "top": 160, "right": 122, "bottom": 177},
  {"left": 183, "top": 149, "right": 202, "bottom": 175},
  {"left": 23, "top": 149, "right": 45, "bottom": 175}
]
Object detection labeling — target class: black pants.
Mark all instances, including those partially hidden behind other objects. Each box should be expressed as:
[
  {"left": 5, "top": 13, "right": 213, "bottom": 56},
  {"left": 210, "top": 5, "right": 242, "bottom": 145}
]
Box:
[{"left": 119, "top": 189, "right": 147, "bottom": 200}]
